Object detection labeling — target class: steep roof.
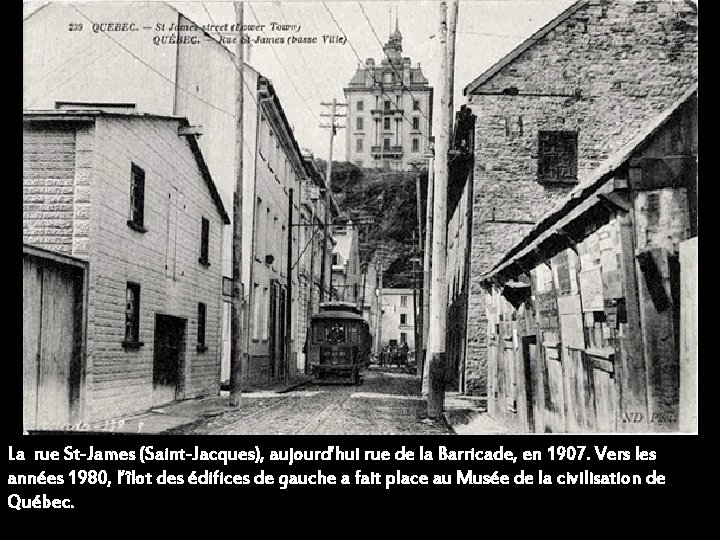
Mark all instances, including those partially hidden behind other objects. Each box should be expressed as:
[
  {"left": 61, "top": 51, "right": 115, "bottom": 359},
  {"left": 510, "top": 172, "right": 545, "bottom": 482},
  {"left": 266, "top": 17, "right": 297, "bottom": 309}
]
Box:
[
  {"left": 482, "top": 82, "right": 698, "bottom": 280},
  {"left": 463, "top": 0, "right": 588, "bottom": 96},
  {"left": 23, "top": 109, "right": 231, "bottom": 224}
]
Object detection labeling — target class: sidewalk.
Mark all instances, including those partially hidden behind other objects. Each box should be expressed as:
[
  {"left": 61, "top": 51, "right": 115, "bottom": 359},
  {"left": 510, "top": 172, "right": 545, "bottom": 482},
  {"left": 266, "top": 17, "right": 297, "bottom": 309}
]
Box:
[
  {"left": 442, "top": 391, "right": 514, "bottom": 435},
  {"left": 87, "top": 375, "right": 312, "bottom": 434}
]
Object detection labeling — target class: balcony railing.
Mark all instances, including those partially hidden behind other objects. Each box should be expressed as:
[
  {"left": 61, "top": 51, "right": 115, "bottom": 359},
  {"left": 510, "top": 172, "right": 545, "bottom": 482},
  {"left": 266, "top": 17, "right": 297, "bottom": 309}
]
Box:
[
  {"left": 371, "top": 146, "right": 403, "bottom": 157},
  {"left": 371, "top": 108, "right": 404, "bottom": 116}
]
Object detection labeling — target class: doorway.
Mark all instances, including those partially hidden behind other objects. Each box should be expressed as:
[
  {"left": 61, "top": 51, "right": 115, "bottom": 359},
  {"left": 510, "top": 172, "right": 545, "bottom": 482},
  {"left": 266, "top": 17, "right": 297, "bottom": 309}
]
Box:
[
  {"left": 23, "top": 253, "right": 84, "bottom": 430},
  {"left": 153, "top": 315, "right": 186, "bottom": 406}
]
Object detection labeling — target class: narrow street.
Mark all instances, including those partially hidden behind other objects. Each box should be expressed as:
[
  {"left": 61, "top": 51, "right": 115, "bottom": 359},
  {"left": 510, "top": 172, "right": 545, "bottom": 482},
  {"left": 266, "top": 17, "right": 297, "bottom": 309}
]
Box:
[{"left": 181, "top": 368, "right": 453, "bottom": 435}]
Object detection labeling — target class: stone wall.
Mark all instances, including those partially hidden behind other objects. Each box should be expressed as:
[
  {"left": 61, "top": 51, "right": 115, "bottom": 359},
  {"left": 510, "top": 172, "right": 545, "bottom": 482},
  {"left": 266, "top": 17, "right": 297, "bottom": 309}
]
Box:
[{"left": 462, "top": 0, "right": 698, "bottom": 395}]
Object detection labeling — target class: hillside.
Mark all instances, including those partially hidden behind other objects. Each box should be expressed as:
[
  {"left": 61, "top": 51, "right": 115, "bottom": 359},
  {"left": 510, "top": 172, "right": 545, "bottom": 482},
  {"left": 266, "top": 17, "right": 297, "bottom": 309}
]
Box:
[{"left": 315, "top": 161, "right": 429, "bottom": 288}]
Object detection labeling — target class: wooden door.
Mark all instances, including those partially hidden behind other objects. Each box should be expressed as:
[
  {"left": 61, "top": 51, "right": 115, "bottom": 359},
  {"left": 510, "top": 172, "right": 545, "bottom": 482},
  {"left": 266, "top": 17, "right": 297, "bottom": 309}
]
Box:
[
  {"left": 487, "top": 338, "right": 498, "bottom": 417},
  {"left": 23, "top": 257, "right": 82, "bottom": 430},
  {"left": 592, "top": 365, "right": 617, "bottom": 432},
  {"left": 543, "top": 345, "right": 565, "bottom": 433},
  {"left": 522, "top": 337, "right": 537, "bottom": 432},
  {"left": 153, "top": 315, "right": 186, "bottom": 406}
]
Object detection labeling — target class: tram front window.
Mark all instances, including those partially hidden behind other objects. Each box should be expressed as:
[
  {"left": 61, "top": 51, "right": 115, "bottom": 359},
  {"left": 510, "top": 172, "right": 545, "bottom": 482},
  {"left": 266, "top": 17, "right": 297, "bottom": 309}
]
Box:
[{"left": 326, "top": 323, "right": 345, "bottom": 344}]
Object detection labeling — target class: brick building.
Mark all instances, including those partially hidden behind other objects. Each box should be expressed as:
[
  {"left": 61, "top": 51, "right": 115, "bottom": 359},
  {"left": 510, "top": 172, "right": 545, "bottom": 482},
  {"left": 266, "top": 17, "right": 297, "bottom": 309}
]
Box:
[
  {"left": 23, "top": 109, "right": 229, "bottom": 425},
  {"left": 478, "top": 86, "right": 697, "bottom": 432},
  {"left": 445, "top": 0, "right": 698, "bottom": 396}
]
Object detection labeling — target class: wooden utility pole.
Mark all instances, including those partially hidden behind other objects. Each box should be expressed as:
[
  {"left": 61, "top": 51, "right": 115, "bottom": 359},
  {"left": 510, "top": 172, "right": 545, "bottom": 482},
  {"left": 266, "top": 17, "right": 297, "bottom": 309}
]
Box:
[
  {"left": 229, "top": 1, "right": 244, "bottom": 407},
  {"left": 447, "top": 0, "right": 459, "bottom": 138},
  {"left": 375, "top": 256, "right": 384, "bottom": 355},
  {"left": 426, "top": 0, "right": 455, "bottom": 419},
  {"left": 421, "top": 154, "right": 434, "bottom": 393},
  {"left": 319, "top": 98, "right": 346, "bottom": 302}
]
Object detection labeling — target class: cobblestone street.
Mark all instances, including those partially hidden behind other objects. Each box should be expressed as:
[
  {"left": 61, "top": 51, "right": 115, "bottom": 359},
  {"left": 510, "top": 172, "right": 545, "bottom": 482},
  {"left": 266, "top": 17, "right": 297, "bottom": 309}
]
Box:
[{"left": 179, "top": 368, "right": 454, "bottom": 435}]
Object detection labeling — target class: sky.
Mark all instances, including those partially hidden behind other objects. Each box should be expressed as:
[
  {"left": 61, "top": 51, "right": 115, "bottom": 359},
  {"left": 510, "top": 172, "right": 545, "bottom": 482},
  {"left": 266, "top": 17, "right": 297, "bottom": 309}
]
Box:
[
  {"left": 23, "top": 0, "right": 579, "bottom": 158},
  {"left": 170, "top": 0, "right": 577, "bottom": 160}
]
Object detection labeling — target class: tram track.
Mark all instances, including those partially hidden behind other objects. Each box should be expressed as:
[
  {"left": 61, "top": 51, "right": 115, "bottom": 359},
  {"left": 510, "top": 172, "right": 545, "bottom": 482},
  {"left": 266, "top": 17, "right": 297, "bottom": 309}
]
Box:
[{"left": 291, "top": 384, "right": 355, "bottom": 435}]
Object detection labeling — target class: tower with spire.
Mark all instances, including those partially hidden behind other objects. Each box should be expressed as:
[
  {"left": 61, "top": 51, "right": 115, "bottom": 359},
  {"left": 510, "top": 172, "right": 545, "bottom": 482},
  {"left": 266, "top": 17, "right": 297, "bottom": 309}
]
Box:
[{"left": 344, "top": 16, "right": 433, "bottom": 172}]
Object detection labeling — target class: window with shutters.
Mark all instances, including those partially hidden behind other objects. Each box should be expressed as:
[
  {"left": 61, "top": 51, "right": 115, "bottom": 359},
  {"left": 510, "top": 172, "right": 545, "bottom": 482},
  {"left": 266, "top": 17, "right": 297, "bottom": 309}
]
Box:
[
  {"left": 357, "top": 117, "right": 364, "bottom": 130},
  {"left": 537, "top": 130, "right": 578, "bottom": 184},
  {"left": 128, "top": 163, "right": 146, "bottom": 232},
  {"left": 357, "top": 100, "right": 364, "bottom": 111},
  {"left": 412, "top": 138, "right": 420, "bottom": 153}
]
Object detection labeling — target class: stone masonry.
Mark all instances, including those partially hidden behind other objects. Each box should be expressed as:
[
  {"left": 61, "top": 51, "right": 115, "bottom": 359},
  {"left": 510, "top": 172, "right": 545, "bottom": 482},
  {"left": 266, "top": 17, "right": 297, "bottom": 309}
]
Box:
[{"left": 462, "top": 0, "right": 698, "bottom": 395}]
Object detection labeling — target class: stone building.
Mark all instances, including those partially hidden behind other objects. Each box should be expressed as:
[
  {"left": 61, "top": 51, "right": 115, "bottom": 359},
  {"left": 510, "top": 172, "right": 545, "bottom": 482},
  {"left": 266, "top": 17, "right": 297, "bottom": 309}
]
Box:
[
  {"left": 343, "top": 20, "right": 433, "bottom": 171},
  {"left": 445, "top": 0, "right": 698, "bottom": 396},
  {"left": 479, "top": 86, "right": 697, "bottom": 432},
  {"left": 23, "top": 109, "right": 229, "bottom": 425}
]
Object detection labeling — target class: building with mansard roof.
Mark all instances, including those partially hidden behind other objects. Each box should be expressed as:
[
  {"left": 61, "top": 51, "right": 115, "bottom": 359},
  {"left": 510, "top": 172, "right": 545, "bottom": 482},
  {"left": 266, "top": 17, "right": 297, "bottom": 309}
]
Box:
[{"left": 343, "top": 20, "right": 433, "bottom": 171}]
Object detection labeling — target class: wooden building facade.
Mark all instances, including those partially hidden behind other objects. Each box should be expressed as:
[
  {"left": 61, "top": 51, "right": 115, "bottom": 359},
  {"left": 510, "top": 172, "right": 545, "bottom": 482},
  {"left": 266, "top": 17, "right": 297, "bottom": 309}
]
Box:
[{"left": 480, "top": 86, "right": 697, "bottom": 433}]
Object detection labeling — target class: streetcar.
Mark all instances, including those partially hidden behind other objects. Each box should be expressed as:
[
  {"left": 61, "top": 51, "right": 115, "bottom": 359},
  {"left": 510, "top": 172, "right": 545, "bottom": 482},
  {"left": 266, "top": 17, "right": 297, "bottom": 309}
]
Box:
[{"left": 306, "top": 302, "right": 371, "bottom": 385}]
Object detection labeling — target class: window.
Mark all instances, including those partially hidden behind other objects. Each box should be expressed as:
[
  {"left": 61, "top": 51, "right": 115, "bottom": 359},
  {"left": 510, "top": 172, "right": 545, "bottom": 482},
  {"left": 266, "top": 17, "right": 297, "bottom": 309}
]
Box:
[
  {"left": 400, "top": 332, "right": 407, "bottom": 344},
  {"left": 400, "top": 314, "right": 407, "bottom": 325},
  {"left": 384, "top": 118, "right": 391, "bottom": 130},
  {"left": 357, "top": 100, "right": 364, "bottom": 111},
  {"left": 384, "top": 100, "right": 391, "bottom": 111},
  {"left": 356, "top": 138, "right": 363, "bottom": 152},
  {"left": 197, "top": 303, "right": 207, "bottom": 351},
  {"left": 199, "top": 217, "right": 210, "bottom": 266},
  {"left": 537, "top": 130, "right": 578, "bottom": 184},
  {"left": 412, "top": 138, "right": 420, "bottom": 153},
  {"left": 413, "top": 99, "right": 420, "bottom": 111},
  {"left": 128, "top": 163, "right": 146, "bottom": 231},
  {"left": 400, "top": 295, "right": 408, "bottom": 307},
  {"left": 383, "top": 138, "right": 391, "bottom": 150},
  {"left": 355, "top": 160, "right": 363, "bottom": 168},
  {"left": 356, "top": 117, "right": 364, "bottom": 130},
  {"left": 412, "top": 117, "right": 420, "bottom": 130},
  {"left": 332, "top": 253, "right": 339, "bottom": 265},
  {"left": 123, "top": 282, "right": 142, "bottom": 348},
  {"left": 383, "top": 72, "right": 393, "bottom": 84}
]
